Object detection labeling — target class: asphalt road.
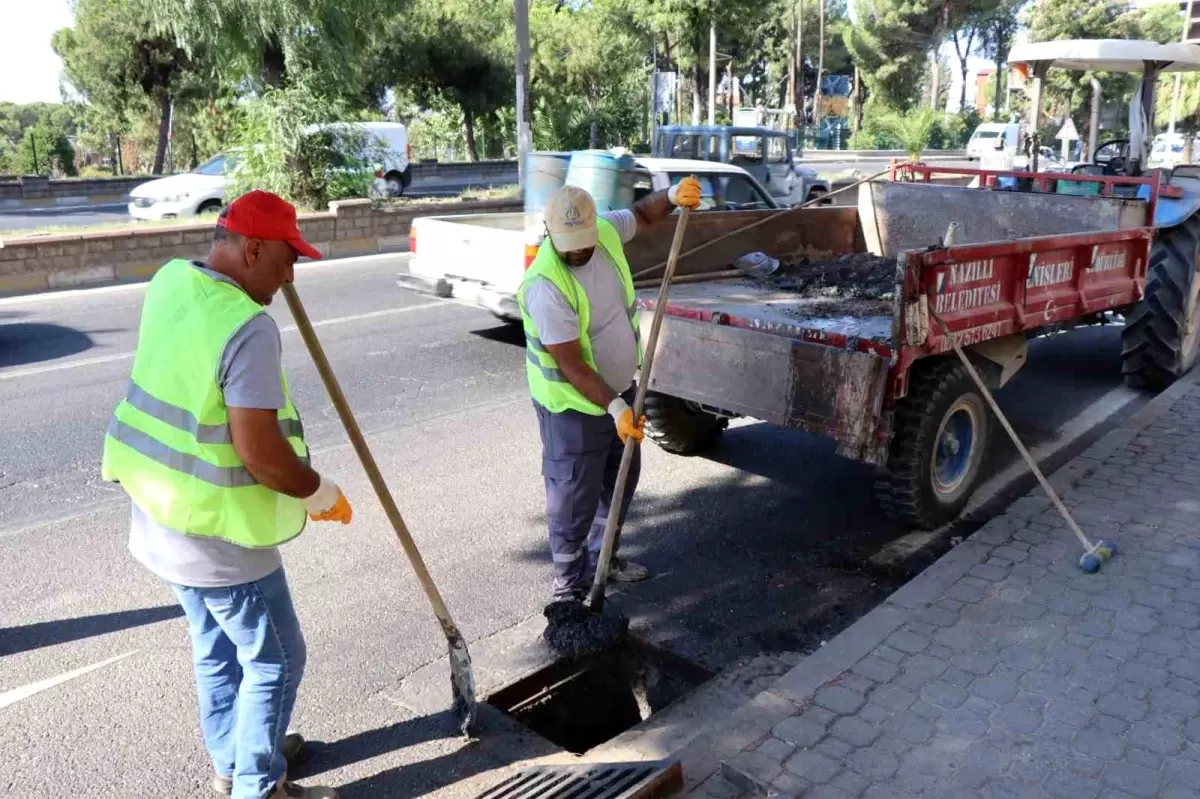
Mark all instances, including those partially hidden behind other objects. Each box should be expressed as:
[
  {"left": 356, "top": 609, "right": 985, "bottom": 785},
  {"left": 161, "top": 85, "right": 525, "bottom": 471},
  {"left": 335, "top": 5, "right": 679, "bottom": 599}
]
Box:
[
  {"left": 0, "top": 254, "right": 1142, "bottom": 796},
  {"left": 0, "top": 202, "right": 131, "bottom": 234}
]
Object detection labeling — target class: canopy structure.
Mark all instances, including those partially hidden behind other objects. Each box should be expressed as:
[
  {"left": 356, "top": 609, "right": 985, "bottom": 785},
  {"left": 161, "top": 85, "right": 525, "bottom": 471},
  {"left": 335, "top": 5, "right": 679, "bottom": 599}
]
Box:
[
  {"left": 1008, "top": 39, "right": 1200, "bottom": 74},
  {"left": 1005, "top": 39, "right": 1200, "bottom": 174}
]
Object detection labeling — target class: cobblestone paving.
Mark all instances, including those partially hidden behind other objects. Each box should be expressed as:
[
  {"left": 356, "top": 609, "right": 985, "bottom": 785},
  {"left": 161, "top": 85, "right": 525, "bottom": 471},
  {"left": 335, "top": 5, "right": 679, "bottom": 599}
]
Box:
[{"left": 695, "top": 383, "right": 1200, "bottom": 798}]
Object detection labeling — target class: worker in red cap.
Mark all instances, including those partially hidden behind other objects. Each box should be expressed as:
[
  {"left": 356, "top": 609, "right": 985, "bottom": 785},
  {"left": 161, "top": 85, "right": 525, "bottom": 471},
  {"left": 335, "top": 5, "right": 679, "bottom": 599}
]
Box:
[{"left": 102, "top": 190, "right": 349, "bottom": 799}]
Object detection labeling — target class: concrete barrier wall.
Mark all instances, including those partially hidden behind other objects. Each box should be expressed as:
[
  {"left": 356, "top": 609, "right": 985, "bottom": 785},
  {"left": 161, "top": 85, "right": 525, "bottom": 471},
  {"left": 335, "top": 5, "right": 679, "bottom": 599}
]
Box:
[
  {"left": 0, "top": 161, "right": 522, "bottom": 211},
  {"left": 0, "top": 176, "right": 152, "bottom": 209},
  {"left": 0, "top": 198, "right": 521, "bottom": 297}
]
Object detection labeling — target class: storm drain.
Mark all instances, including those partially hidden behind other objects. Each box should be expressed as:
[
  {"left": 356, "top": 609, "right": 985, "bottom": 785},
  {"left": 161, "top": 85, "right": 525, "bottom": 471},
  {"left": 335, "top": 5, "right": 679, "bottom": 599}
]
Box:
[
  {"left": 476, "top": 760, "right": 683, "bottom": 799},
  {"left": 486, "top": 640, "right": 711, "bottom": 755}
]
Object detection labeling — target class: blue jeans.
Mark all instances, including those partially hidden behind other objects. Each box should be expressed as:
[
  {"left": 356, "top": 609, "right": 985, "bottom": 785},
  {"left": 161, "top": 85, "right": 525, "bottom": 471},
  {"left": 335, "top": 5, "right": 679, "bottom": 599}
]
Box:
[{"left": 171, "top": 567, "right": 306, "bottom": 799}]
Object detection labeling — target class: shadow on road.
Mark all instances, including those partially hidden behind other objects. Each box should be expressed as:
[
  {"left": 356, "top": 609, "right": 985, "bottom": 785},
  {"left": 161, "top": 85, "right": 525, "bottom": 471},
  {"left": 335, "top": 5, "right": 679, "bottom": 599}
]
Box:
[
  {"left": 297, "top": 710, "right": 457, "bottom": 777},
  {"left": 470, "top": 322, "right": 525, "bottom": 348},
  {"left": 326, "top": 708, "right": 556, "bottom": 798},
  {"left": 0, "top": 322, "right": 97, "bottom": 368},
  {"left": 0, "top": 604, "right": 184, "bottom": 657}
]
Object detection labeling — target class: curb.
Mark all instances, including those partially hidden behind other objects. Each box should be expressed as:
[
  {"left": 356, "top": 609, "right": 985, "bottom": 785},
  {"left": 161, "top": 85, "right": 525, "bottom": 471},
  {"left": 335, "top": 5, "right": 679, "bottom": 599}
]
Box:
[{"left": 679, "top": 370, "right": 1200, "bottom": 793}]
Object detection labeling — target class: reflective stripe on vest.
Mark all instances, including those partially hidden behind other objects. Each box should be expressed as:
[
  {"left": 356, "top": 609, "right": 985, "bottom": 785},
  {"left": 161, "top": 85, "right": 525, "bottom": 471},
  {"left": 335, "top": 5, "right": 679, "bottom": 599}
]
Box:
[
  {"left": 124, "top": 381, "right": 305, "bottom": 445},
  {"left": 100, "top": 260, "right": 308, "bottom": 548},
  {"left": 516, "top": 218, "right": 642, "bottom": 415}
]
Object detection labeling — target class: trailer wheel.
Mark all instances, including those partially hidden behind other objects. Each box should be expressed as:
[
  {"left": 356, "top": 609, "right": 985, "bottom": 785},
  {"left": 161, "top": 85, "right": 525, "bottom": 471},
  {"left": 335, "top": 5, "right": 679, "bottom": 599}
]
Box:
[
  {"left": 1120, "top": 214, "right": 1200, "bottom": 390},
  {"left": 876, "top": 361, "right": 991, "bottom": 529},
  {"left": 644, "top": 391, "right": 727, "bottom": 455}
]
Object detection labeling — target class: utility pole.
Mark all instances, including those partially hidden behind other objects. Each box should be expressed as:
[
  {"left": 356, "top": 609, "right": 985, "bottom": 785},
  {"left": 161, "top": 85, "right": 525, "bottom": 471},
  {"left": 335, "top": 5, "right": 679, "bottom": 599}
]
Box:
[
  {"left": 708, "top": 20, "right": 717, "bottom": 125},
  {"left": 787, "top": 1, "right": 797, "bottom": 117},
  {"left": 515, "top": 0, "right": 532, "bottom": 190},
  {"left": 813, "top": 0, "right": 825, "bottom": 124},
  {"left": 649, "top": 32, "right": 658, "bottom": 147},
  {"left": 797, "top": 0, "right": 805, "bottom": 124},
  {"left": 1170, "top": 0, "right": 1196, "bottom": 134}
]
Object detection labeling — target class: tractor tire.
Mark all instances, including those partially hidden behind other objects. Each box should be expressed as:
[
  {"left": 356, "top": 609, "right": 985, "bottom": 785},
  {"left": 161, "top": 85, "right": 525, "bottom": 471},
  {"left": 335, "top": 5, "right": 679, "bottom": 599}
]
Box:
[
  {"left": 1121, "top": 214, "right": 1200, "bottom": 390},
  {"left": 875, "top": 360, "right": 991, "bottom": 529},
  {"left": 643, "top": 391, "right": 727, "bottom": 455}
]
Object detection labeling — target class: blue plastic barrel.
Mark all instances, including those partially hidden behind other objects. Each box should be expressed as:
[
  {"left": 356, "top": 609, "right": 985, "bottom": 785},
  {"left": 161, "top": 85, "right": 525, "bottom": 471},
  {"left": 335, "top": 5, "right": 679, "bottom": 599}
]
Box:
[
  {"left": 565, "top": 150, "right": 636, "bottom": 211},
  {"left": 524, "top": 152, "right": 571, "bottom": 216}
]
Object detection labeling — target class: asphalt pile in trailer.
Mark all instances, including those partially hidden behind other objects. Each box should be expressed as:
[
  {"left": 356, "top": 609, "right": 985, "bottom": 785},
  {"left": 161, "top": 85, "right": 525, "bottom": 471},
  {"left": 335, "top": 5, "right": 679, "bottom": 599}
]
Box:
[{"left": 745, "top": 253, "right": 899, "bottom": 320}]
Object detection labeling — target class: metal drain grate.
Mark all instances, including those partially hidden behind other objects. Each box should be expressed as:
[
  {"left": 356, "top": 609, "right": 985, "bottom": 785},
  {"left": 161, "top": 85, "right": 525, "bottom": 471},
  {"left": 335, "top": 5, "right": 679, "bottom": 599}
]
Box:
[{"left": 476, "top": 760, "right": 683, "bottom": 799}]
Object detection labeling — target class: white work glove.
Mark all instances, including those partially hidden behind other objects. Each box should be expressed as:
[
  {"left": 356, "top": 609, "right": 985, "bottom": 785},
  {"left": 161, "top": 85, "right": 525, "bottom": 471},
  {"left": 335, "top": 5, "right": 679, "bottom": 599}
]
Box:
[
  {"left": 608, "top": 397, "right": 645, "bottom": 444},
  {"left": 303, "top": 476, "right": 353, "bottom": 524}
]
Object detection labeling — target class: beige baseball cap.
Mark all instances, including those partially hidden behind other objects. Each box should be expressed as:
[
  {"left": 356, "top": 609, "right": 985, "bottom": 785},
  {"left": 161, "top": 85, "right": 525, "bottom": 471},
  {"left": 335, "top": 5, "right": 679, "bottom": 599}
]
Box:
[{"left": 544, "top": 185, "right": 598, "bottom": 253}]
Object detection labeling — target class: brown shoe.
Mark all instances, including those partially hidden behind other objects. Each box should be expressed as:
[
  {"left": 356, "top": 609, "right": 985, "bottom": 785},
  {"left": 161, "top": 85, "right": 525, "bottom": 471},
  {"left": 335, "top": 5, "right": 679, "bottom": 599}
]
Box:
[{"left": 212, "top": 732, "right": 307, "bottom": 795}]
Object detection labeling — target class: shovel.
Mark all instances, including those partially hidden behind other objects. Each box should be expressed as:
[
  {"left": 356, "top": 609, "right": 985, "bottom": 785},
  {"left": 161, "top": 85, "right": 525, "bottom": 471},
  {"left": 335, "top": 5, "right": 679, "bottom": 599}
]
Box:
[
  {"left": 281, "top": 283, "right": 477, "bottom": 738},
  {"left": 587, "top": 206, "right": 692, "bottom": 613}
]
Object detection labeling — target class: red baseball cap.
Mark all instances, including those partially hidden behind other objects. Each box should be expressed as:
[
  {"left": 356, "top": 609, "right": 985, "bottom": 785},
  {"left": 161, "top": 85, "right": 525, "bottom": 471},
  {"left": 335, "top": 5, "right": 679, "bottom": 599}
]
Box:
[{"left": 218, "top": 190, "right": 322, "bottom": 260}]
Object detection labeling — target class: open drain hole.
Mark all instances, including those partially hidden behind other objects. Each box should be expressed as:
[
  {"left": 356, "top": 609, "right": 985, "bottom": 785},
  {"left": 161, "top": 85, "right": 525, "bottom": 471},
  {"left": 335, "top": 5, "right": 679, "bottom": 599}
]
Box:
[{"left": 486, "top": 639, "right": 712, "bottom": 755}]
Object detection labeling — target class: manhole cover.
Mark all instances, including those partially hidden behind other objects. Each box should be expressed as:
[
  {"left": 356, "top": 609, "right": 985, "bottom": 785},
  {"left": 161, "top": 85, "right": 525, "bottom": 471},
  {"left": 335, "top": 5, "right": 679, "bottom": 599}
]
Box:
[
  {"left": 476, "top": 760, "right": 683, "bottom": 799},
  {"left": 486, "top": 640, "right": 711, "bottom": 754}
]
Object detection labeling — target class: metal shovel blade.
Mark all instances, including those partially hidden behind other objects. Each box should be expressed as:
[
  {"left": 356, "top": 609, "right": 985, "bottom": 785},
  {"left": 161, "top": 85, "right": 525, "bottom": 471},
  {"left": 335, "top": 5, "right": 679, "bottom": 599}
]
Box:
[{"left": 449, "top": 635, "right": 478, "bottom": 736}]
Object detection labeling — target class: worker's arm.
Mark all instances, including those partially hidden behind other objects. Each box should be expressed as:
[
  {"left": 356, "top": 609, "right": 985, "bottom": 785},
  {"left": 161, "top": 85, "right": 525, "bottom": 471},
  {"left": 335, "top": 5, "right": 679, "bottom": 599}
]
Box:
[
  {"left": 220, "top": 314, "right": 351, "bottom": 522},
  {"left": 229, "top": 408, "right": 320, "bottom": 497},
  {"left": 543, "top": 340, "right": 644, "bottom": 443},
  {"left": 228, "top": 409, "right": 352, "bottom": 522},
  {"left": 628, "top": 176, "right": 703, "bottom": 236}
]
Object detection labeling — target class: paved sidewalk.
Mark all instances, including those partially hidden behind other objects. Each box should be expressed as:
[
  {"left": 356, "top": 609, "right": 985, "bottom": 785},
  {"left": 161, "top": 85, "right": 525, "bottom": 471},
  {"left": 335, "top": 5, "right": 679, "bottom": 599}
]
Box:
[{"left": 678, "top": 374, "right": 1200, "bottom": 799}]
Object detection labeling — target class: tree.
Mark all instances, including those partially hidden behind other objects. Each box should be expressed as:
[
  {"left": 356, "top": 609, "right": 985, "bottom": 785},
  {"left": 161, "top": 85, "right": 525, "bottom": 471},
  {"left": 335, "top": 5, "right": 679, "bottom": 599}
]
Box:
[
  {"left": 980, "top": 0, "right": 1022, "bottom": 121},
  {"left": 630, "top": 0, "right": 765, "bottom": 124},
  {"left": 868, "top": 106, "right": 942, "bottom": 159},
  {"left": 225, "top": 84, "right": 382, "bottom": 209},
  {"left": 369, "top": 0, "right": 512, "bottom": 161},
  {"left": 8, "top": 124, "right": 77, "bottom": 176},
  {"left": 0, "top": 104, "right": 82, "bottom": 175},
  {"left": 142, "top": 0, "right": 394, "bottom": 94},
  {"left": 54, "top": 0, "right": 213, "bottom": 174},
  {"left": 1025, "top": 0, "right": 1139, "bottom": 144},
  {"left": 844, "top": 0, "right": 943, "bottom": 110}
]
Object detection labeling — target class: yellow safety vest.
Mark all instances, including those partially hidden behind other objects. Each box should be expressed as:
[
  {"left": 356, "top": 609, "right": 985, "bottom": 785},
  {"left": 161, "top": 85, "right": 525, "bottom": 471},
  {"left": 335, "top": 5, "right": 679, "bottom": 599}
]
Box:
[
  {"left": 101, "top": 259, "right": 308, "bottom": 547},
  {"left": 517, "top": 218, "right": 642, "bottom": 415}
]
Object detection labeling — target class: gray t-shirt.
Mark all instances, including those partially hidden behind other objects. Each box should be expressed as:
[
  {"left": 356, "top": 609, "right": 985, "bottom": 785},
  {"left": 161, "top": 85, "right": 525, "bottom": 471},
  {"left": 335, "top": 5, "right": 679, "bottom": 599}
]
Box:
[
  {"left": 524, "top": 210, "right": 639, "bottom": 394},
  {"left": 128, "top": 263, "right": 287, "bottom": 588}
]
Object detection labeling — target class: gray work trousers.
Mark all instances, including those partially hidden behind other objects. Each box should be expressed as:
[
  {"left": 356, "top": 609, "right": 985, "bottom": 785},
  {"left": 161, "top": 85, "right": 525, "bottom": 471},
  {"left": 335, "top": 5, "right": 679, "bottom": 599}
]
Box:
[{"left": 535, "top": 385, "right": 641, "bottom": 599}]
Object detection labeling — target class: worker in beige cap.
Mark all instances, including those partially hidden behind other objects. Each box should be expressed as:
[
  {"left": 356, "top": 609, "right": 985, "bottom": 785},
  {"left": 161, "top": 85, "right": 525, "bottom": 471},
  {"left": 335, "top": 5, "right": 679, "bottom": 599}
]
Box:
[{"left": 516, "top": 176, "right": 702, "bottom": 604}]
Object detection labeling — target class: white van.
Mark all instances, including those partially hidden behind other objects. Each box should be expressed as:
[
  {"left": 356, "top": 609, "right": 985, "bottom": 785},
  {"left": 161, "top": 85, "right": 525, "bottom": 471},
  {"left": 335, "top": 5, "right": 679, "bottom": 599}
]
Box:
[
  {"left": 309, "top": 121, "right": 413, "bottom": 197},
  {"left": 1149, "top": 132, "right": 1200, "bottom": 169},
  {"left": 967, "top": 123, "right": 1020, "bottom": 160}
]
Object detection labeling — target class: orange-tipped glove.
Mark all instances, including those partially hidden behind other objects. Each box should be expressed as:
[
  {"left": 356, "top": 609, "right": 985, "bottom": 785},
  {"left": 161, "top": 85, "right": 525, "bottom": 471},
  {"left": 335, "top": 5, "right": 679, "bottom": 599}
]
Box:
[
  {"left": 608, "top": 397, "right": 646, "bottom": 444},
  {"left": 304, "top": 477, "right": 353, "bottom": 524},
  {"left": 668, "top": 175, "right": 703, "bottom": 210}
]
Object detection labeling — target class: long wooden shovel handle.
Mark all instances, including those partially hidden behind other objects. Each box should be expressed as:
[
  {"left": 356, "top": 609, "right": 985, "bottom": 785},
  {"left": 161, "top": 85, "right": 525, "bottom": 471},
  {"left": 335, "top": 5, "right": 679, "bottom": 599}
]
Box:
[
  {"left": 587, "top": 207, "right": 692, "bottom": 611},
  {"left": 280, "top": 283, "right": 464, "bottom": 640}
]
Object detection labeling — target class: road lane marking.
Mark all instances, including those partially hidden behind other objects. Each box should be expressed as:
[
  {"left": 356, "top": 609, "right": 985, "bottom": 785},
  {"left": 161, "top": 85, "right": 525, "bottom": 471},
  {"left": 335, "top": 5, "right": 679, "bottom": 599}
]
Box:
[
  {"left": 0, "top": 300, "right": 451, "bottom": 381},
  {"left": 0, "top": 650, "right": 139, "bottom": 710},
  {"left": 0, "top": 252, "right": 414, "bottom": 308}
]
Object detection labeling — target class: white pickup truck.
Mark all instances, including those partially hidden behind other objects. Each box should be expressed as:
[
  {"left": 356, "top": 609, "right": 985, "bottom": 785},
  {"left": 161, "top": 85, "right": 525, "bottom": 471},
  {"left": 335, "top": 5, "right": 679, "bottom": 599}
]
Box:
[{"left": 398, "top": 158, "right": 779, "bottom": 321}]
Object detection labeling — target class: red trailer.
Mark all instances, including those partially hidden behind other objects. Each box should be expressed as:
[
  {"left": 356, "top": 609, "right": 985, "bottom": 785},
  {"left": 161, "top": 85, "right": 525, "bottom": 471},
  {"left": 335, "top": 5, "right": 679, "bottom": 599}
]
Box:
[{"left": 635, "top": 167, "right": 1161, "bottom": 527}]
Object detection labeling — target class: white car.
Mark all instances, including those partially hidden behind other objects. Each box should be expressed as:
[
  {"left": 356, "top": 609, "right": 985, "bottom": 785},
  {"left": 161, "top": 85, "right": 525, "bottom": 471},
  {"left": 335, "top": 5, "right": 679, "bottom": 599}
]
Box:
[
  {"left": 127, "top": 122, "right": 413, "bottom": 220},
  {"left": 128, "top": 154, "right": 229, "bottom": 221}
]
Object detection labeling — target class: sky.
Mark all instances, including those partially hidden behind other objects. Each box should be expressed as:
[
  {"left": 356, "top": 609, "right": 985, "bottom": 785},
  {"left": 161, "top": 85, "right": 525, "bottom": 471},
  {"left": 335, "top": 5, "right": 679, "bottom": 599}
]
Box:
[{"left": 0, "top": 0, "right": 73, "bottom": 104}]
